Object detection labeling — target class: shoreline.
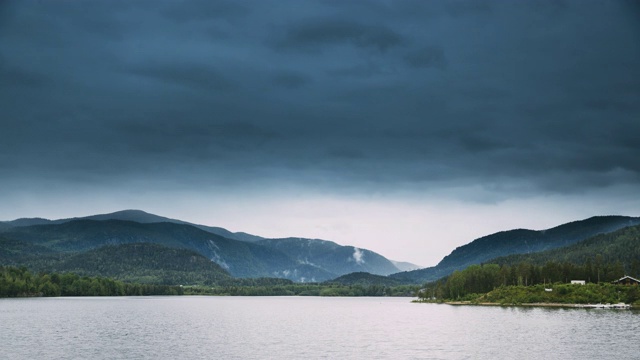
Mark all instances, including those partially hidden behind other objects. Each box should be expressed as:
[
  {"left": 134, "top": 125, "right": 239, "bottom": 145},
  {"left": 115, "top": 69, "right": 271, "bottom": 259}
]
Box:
[
  {"left": 416, "top": 300, "right": 636, "bottom": 309},
  {"left": 443, "top": 301, "right": 634, "bottom": 310}
]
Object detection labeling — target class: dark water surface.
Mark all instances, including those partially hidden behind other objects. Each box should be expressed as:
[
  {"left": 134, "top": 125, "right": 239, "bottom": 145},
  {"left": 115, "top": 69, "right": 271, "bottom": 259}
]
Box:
[{"left": 1, "top": 296, "right": 638, "bottom": 359}]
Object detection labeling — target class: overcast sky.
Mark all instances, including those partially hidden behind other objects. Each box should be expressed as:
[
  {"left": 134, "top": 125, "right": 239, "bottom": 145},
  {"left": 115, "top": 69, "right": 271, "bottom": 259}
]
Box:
[{"left": 1, "top": 0, "right": 639, "bottom": 266}]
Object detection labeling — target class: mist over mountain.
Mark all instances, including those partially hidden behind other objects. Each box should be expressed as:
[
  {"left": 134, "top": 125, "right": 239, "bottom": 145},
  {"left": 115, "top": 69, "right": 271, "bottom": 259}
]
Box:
[
  {"left": 257, "top": 238, "right": 400, "bottom": 276},
  {"left": 0, "top": 210, "right": 401, "bottom": 282}
]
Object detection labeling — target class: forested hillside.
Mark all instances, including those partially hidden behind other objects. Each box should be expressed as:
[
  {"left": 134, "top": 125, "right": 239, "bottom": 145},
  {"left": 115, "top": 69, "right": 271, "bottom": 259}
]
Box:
[
  {"left": 421, "top": 224, "right": 640, "bottom": 302},
  {"left": 492, "top": 224, "right": 640, "bottom": 274},
  {"left": 392, "top": 216, "right": 640, "bottom": 283},
  {"left": 45, "top": 243, "right": 233, "bottom": 285},
  {"left": 0, "top": 214, "right": 400, "bottom": 283}
]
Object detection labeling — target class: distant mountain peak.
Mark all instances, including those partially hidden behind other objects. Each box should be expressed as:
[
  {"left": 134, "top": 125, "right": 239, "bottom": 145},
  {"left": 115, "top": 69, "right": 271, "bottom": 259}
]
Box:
[{"left": 83, "top": 209, "right": 177, "bottom": 223}]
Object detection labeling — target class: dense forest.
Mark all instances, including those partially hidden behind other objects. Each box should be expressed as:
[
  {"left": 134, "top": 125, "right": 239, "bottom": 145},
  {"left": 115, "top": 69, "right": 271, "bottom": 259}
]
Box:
[
  {"left": 420, "top": 261, "right": 630, "bottom": 301},
  {"left": 417, "top": 224, "right": 640, "bottom": 304},
  {"left": 0, "top": 266, "right": 184, "bottom": 297},
  {"left": 0, "top": 265, "right": 418, "bottom": 298},
  {"left": 492, "top": 224, "right": 640, "bottom": 272},
  {"left": 185, "top": 283, "right": 418, "bottom": 297},
  {"left": 43, "top": 243, "right": 233, "bottom": 285}
]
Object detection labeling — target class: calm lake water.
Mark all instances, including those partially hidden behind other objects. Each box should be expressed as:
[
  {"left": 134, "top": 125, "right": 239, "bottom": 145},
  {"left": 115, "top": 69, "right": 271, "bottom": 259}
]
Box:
[{"left": 1, "top": 296, "right": 638, "bottom": 359}]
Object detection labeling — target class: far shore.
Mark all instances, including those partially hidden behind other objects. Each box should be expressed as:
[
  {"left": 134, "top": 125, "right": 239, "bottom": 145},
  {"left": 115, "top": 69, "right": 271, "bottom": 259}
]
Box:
[{"left": 413, "top": 300, "right": 637, "bottom": 309}]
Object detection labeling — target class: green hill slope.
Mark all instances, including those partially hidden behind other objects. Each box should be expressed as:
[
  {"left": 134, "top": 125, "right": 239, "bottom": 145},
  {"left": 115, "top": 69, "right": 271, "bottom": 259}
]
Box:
[
  {"left": 421, "top": 224, "right": 640, "bottom": 301},
  {"left": 392, "top": 216, "right": 640, "bottom": 283},
  {"left": 1, "top": 220, "right": 301, "bottom": 279},
  {"left": 48, "top": 243, "right": 232, "bottom": 285},
  {"left": 1, "top": 219, "right": 392, "bottom": 282},
  {"left": 491, "top": 224, "right": 640, "bottom": 272},
  {"left": 2, "top": 210, "right": 405, "bottom": 282}
]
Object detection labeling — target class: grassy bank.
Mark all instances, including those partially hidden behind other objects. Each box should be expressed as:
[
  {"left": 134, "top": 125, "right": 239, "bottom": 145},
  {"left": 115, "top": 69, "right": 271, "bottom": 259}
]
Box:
[{"left": 417, "top": 283, "right": 640, "bottom": 307}]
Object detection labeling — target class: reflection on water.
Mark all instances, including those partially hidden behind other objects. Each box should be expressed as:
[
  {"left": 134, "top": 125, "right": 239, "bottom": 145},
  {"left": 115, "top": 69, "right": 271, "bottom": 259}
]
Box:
[{"left": 0, "top": 297, "right": 637, "bottom": 360}]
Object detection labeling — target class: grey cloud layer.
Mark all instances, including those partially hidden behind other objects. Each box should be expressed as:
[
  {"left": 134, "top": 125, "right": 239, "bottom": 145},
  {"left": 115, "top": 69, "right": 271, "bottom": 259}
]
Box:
[{"left": 1, "top": 0, "right": 639, "bottom": 197}]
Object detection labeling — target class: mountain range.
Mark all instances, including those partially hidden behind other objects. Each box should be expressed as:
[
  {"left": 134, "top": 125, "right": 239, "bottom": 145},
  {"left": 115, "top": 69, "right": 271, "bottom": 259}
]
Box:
[
  {"left": 2, "top": 210, "right": 638, "bottom": 286},
  {"left": 0, "top": 210, "right": 407, "bottom": 283}
]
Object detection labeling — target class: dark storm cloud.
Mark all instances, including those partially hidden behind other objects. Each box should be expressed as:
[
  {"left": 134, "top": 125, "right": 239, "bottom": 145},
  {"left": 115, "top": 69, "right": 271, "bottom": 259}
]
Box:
[
  {"left": 274, "top": 19, "right": 405, "bottom": 52},
  {"left": 271, "top": 72, "right": 311, "bottom": 89},
  {"left": 1, "top": 0, "right": 639, "bottom": 199},
  {"left": 160, "top": 0, "right": 249, "bottom": 22},
  {"left": 126, "top": 61, "right": 233, "bottom": 92},
  {"left": 404, "top": 46, "right": 447, "bottom": 69},
  {"left": 0, "top": 56, "right": 50, "bottom": 88}
]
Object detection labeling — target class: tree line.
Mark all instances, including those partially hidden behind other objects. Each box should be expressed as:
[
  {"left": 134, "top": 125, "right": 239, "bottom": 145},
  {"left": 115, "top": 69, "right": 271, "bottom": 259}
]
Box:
[
  {"left": 421, "top": 259, "right": 632, "bottom": 301},
  {"left": 0, "top": 266, "right": 184, "bottom": 297},
  {"left": 185, "top": 283, "right": 418, "bottom": 297},
  {"left": 1, "top": 265, "right": 419, "bottom": 298}
]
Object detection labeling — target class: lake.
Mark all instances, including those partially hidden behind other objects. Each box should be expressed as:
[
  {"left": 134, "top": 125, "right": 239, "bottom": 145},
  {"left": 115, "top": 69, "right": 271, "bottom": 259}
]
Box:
[{"left": 1, "top": 296, "right": 638, "bottom": 359}]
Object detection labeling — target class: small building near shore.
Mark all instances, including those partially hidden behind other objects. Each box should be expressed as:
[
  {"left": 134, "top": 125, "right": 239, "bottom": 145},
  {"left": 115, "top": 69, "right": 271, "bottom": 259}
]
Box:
[
  {"left": 570, "top": 280, "right": 585, "bottom": 285},
  {"left": 612, "top": 275, "right": 640, "bottom": 286}
]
